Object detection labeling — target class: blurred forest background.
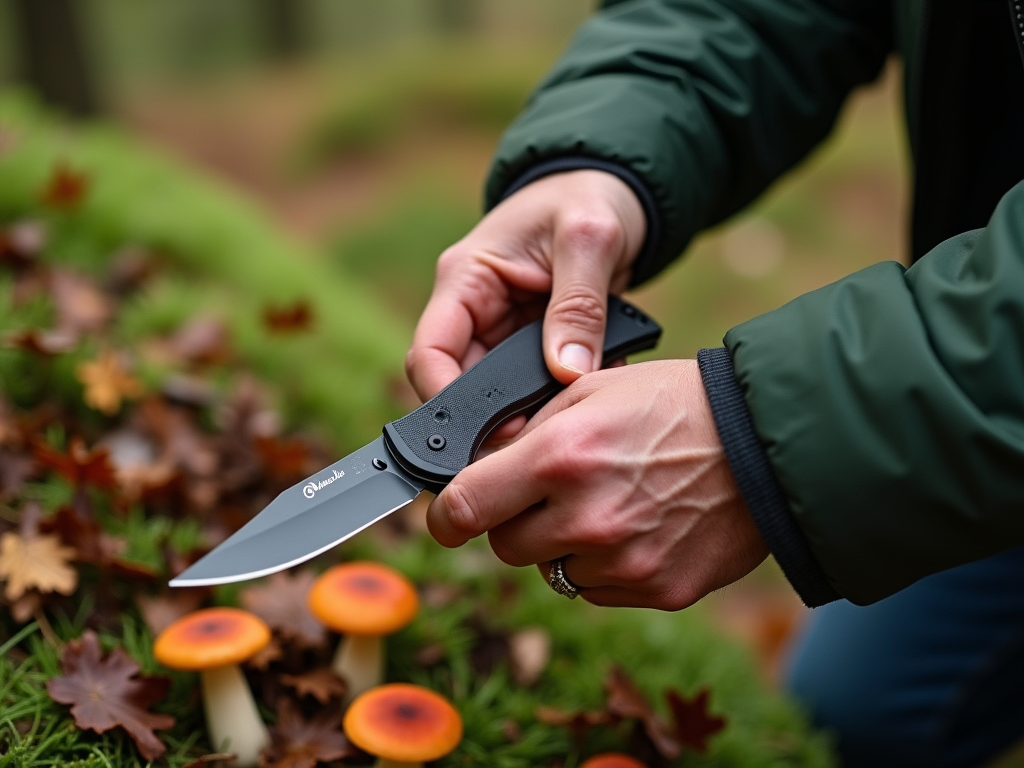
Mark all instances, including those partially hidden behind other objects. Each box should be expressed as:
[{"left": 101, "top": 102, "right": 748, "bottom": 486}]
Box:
[
  {"left": 8, "top": 3, "right": 1024, "bottom": 767},
  {"left": 0, "top": 0, "right": 912, "bottom": 685}
]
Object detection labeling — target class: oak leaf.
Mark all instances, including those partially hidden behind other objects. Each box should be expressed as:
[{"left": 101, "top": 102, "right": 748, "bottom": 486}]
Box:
[
  {"left": 604, "top": 666, "right": 683, "bottom": 759},
  {"left": 41, "top": 163, "right": 89, "bottom": 209},
  {"left": 0, "top": 530, "right": 77, "bottom": 601},
  {"left": 279, "top": 668, "right": 347, "bottom": 704},
  {"left": 664, "top": 687, "right": 727, "bottom": 753},
  {"left": 261, "top": 698, "right": 356, "bottom": 768},
  {"left": 262, "top": 300, "right": 313, "bottom": 334},
  {"left": 33, "top": 437, "right": 118, "bottom": 490},
  {"left": 239, "top": 570, "right": 327, "bottom": 649},
  {"left": 46, "top": 631, "right": 174, "bottom": 761},
  {"left": 77, "top": 350, "right": 144, "bottom": 415},
  {"left": 50, "top": 269, "right": 112, "bottom": 336}
]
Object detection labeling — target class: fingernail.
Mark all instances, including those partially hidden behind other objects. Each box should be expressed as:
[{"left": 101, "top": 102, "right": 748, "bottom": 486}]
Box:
[{"left": 558, "top": 343, "right": 593, "bottom": 374}]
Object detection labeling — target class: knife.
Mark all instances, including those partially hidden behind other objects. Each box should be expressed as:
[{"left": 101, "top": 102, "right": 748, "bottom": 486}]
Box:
[{"left": 170, "top": 296, "right": 661, "bottom": 587}]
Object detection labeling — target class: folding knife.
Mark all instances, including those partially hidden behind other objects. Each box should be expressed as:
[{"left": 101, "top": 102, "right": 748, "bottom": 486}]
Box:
[{"left": 170, "top": 296, "right": 661, "bottom": 587}]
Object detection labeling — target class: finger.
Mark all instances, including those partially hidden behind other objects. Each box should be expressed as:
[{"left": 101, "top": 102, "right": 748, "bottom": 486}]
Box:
[
  {"left": 544, "top": 215, "right": 622, "bottom": 382},
  {"left": 407, "top": 294, "right": 477, "bottom": 401},
  {"left": 425, "top": 435, "right": 547, "bottom": 548}
]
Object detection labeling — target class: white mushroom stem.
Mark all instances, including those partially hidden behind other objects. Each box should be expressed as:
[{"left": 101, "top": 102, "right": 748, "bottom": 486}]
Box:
[
  {"left": 332, "top": 634, "right": 383, "bottom": 702},
  {"left": 200, "top": 664, "right": 270, "bottom": 768}
]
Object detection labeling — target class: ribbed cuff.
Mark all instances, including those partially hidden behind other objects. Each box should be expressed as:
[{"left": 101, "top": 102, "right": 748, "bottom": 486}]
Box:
[
  {"left": 697, "top": 347, "right": 840, "bottom": 607},
  {"left": 495, "top": 156, "right": 662, "bottom": 288}
]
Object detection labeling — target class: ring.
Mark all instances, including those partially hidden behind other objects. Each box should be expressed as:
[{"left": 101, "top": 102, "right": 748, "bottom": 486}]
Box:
[{"left": 548, "top": 558, "right": 580, "bottom": 599}]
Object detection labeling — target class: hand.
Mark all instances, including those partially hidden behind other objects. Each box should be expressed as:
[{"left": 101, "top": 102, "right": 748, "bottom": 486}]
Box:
[
  {"left": 425, "top": 360, "right": 769, "bottom": 611},
  {"left": 406, "top": 170, "right": 647, "bottom": 409}
]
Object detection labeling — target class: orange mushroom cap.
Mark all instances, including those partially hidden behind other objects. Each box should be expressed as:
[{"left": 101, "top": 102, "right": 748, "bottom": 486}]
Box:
[
  {"left": 308, "top": 561, "right": 418, "bottom": 636},
  {"left": 580, "top": 754, "right": 648, "bottom": 768},
  {"left": 153, "top": 607, "right": 270, "bottom": 670},
  {"left": 344, "top": 683, "right": 462, "bottom": 762}
]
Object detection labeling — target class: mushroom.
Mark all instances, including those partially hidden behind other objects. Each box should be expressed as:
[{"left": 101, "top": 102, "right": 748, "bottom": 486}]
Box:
[
  {"left": 307, "top": 561, "right": 418, "bottom": 700},
  {"left": 580, "top": 754, "right": 648, "bottom": 768},
  {"left": 343, "top": 683, "right": 462, "bottom": 768},
  {"left": 153, "top": 606, "right": 271, "bottom": 767}
]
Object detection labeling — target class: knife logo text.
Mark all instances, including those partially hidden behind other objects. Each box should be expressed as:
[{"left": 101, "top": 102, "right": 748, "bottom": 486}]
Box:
[{"left": 303, "top": 468, "right": 345, "bottom": 499}]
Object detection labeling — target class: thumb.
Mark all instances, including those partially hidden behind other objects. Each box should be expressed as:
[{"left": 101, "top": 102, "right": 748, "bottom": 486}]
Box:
[{"left": 545, "top": 221, "right": 621, "bottom": 384}]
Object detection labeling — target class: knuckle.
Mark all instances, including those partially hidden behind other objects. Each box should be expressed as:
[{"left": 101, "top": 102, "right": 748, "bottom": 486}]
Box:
[
  {"left": 561, "top": 212, "right": 623, "bottom": 254},
  {"left": 547, "top": 287, "right": 606, "bottom": 337},
  {"left": 435, "top": 246, "right": 468, "bottom": 280}
]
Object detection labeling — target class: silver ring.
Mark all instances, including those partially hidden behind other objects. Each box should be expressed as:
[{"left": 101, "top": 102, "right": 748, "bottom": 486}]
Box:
[{"left": 548, "top": 558, "right": 579, "bottom": 599}]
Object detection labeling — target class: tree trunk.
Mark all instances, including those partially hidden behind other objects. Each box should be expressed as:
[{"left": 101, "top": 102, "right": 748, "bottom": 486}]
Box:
[{"left": 12, "top": 0, "right": 98, "bottom": 117}]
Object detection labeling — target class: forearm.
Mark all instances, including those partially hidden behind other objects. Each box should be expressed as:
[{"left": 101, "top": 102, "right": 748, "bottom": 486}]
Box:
[
  {"left": 725, "top": 180, "right": 1024, "bottom": 605},
  {"left": 486, "top": 0, "right": 891, "bottom": 284}
]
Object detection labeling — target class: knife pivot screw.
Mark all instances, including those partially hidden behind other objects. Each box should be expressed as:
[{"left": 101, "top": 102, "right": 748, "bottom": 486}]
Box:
[
  {"left": 427, "top": 434, "right": 446, "bottom": 451},
  {"left": 433, "top": 409, "right": 450, "bottom": 424},
  {"left": 372, "top": 457, "right": 388, "bottom": 471}
]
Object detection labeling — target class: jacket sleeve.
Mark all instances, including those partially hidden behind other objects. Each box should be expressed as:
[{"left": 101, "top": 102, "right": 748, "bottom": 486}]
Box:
[
  {"left": 725, "top": 180, "right": 1024, "bottom": 605},
  {"left": 485, "top": 0, "right": 892, "bottom": 284}
]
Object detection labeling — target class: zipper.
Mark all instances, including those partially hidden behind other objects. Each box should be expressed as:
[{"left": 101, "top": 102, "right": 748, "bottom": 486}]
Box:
[{"left": 1011, "top": 0, "right": 1024, "bottom": 70}]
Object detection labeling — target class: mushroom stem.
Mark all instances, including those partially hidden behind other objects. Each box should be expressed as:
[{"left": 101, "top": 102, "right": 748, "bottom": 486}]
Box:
[
  {"left": 200, "top": 664, "right": 270, "bottom": 767},
  {"left": 332, "top": 634, "right": 383, "bottom": 701}
]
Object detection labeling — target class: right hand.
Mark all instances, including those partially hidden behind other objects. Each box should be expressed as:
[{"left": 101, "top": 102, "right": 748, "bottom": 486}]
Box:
[{"left": 405, "top": 169, "right": 648, "bottom": 418}]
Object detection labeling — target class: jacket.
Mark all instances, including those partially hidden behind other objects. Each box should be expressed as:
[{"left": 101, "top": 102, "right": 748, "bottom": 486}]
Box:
[{"left": 484, "top": 0, "right": 1024, "bottom": 606}]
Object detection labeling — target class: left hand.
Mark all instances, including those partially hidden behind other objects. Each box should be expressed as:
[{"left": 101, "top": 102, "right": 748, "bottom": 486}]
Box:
[{"left": 425, "top": 359, "right": 769, "bottom": 610}]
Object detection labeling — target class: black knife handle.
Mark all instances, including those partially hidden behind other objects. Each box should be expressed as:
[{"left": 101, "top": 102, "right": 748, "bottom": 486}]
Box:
[{"left": 383, "top": 295, "right": 661, "bottom": 492}]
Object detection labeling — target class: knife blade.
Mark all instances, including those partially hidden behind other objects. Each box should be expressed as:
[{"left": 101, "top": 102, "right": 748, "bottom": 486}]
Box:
[{"left": 170, "top": 296, "right": 661, "bottom": 587}]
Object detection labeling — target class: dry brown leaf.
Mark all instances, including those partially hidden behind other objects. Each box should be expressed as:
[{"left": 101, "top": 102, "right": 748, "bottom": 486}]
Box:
[
  {"left": 49, "top": 269, "right": 112, "bottom": 335},
  {"left": 262, "top": 300, "right": 313, "bottom": 334},
  {"left": 279, "top": 668, "right": 347, "bottom": 704},
  {"left": 77, "top": 350, "right": 144, "bottom": 415},
  {"left": 47, "top": 630, "right": 175, "bottom": 761},
  {"left": 260, "top": 698, "right": 355, "bottom": 768},
  {"left": 41, "top": 164, "right": 90, "bottom": 209},
  {"left": 664, "top": 687, "right": 727, "bottom": 754},
  {"left": 33, "top": 437, "right": 119, "bottom": 490},
  {"left": 509, "top": 626, "right": 551, "bottom": 687},
  {"left": 0, "top": 530, "right": 77, "bottom": 601},
  {"left": 4, "top": 328, "right": 77, "bottom": 355},
  {"left": 239, "top": 570, "right": 327, "bottom": 649}
]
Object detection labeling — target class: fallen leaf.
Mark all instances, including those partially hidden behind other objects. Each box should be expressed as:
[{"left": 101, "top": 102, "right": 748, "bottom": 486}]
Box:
[
  {"left": 50, "top": 269, "right": 112, "bottom": 336},
  {"left": 136, "top": 590, "right": 208, "bottom": 635},
  {"left": 261, "top": 698, "right": 356, "bottom": 768},
  {"left": 4, "top": 328, "right": 77, "bottom": 355},
  {"left": 0, "top": 221, "right": 46, "bottom": 267},
  {"left": 47, "top": 631, "right": 174, "bottom": 761},
  {"left": 181, "top": 754, "right": 237, "bottom": 768},
  {"left": 33, "top": 437, "right": 118, "bottom": 490},
  {"left": 239, "top": 570, "right": 327, "bottom": 650},
  {"left": 247, "top": 636, "right": 284, "bottom": 671},
  {"left": 77, "top": 350, "right": 144, "bottom": 414},
  {"left": 664, "top": 688, "right": 727, "bottom": 754},
  {"left": 254, "top": 436, "right": 310, "bottom": 481},
  {"left": 534, "top": 706, "right": 611, "bottom": 747},
  {"left": 0, "top": 530, "right": 77, "bottom": 601},
  {"left": 262, "top": 300, "right": 313, "bottom": 334},
  {"left": 41, "top": 163, "right": 89, "bottom": 209},
  {"left": 0, "top": 449, "right": 34, "bottom": 503},
  {"left": 509, "top": 626, "right": 551, "bottom": 687},
  {"left": 279, "top": 668, "right": 347, "bottom": 704},
  {"left": 39, "top": 506, "right": 125, "bottom": 567},
  {"left": 152, "top": 316, "right": 232, "bottom": 368},
  {"left": 605, "top": 666, "right": 679, "bottom": 759}
]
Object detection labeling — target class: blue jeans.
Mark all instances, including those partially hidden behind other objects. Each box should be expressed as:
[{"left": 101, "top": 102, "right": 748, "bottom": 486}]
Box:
[{"left": 785, "top": 547, "right": 1024, "bottom": 767}]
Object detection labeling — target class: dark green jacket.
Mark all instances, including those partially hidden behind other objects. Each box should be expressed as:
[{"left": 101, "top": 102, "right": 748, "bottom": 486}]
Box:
[{"left": 485, "top": 1, "right": 1024, "bottom": 605}]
